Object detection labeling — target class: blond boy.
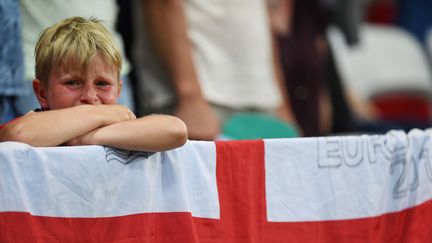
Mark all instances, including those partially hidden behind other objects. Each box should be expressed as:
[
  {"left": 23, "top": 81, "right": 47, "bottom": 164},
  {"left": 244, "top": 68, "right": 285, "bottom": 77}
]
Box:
[{"left": 0, "top": 17, "right": 188, "bottom": 151}]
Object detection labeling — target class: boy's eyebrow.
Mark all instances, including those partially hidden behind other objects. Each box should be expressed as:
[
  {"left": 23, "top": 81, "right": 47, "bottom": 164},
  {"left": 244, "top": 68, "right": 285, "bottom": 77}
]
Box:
[
  {"left": 57, "top": 66, "right": 83, "bottom": 76},
  {"left": 51, "top": 72, "right": 84, "bottom": 83},
  {"left": 57, "top": 73, "right": 83, "bottom": 80},
  {"left": 93, "top": 75, "right": 117, "bottom": 84}
]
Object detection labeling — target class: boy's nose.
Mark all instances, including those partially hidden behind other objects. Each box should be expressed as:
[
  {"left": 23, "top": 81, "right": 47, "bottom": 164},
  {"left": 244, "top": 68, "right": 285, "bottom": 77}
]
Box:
[{"left": 80, "top": 87, "right": 99, "bottom": 104}]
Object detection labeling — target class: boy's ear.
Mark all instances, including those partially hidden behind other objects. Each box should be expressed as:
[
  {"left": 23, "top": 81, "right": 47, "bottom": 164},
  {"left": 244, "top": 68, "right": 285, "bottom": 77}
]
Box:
[
  {"left": 33, "top": 79, "right": 49, "bottom": 110},
  {"left": 118, "top": 79, "right": 123, "bottom": 97}
]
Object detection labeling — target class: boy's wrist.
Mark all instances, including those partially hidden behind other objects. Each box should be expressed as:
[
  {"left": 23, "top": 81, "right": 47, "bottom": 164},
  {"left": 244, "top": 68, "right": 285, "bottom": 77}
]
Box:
[{"left": 77, "top": 129, "right": 98, "bottom": 146}]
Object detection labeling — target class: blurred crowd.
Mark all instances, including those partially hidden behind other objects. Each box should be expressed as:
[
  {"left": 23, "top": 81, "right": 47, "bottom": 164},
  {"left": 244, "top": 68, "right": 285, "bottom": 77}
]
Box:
[{"left": 1, "top": 0, "right": 432, "bottom": 140}]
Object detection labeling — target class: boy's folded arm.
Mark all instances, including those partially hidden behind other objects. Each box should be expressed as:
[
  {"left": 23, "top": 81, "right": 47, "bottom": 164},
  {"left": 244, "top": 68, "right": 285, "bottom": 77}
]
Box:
[
  {"left": 0, "top": 105, "right": 135, "bottom": 147},
  {"left": 78, "top": 114, "right": 188, "bottom": 152}
]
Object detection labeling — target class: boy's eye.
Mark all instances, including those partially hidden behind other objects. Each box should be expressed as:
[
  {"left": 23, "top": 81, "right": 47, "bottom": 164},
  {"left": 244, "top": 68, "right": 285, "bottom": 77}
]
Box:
[
  {"left": 66, "top": 80, "right": 81, "bottom": 86},
  {"left": 96, "top": 80, "right": 112, "bottom": 87}
]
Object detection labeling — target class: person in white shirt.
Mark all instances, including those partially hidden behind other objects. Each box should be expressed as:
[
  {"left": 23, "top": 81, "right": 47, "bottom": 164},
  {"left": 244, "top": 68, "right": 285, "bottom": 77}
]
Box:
[{"left": 132, "top": 0, "right": 300, "bottom": 140}]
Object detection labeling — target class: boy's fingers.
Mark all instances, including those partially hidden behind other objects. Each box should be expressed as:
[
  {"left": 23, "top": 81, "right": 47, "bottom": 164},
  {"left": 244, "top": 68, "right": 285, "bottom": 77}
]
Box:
[{"left": 128, "top": 110, "right": 136, "bottom": 120}]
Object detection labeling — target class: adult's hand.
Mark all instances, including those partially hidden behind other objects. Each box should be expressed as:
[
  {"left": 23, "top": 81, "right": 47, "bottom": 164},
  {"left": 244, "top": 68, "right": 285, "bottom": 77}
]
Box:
[
  {"left": 276, "top": 104, "right": 303, "bottom": 136},
  {"left": 175, "top": 98, "right": 220, "bottom": 140}
]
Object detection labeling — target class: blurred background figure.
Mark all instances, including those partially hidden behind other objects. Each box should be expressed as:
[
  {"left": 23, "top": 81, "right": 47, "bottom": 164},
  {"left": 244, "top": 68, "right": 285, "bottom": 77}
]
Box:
[
  {"left": 323, "top": 0, "right": 380, "bottom": 135},
  {"left": 274, "top": 0, "right": 371, "bottom": 136},
  {"left": 273, "top": 0, "right": 334, "bottom": 136},
  {"left": 128, "top": 0, "right": 300, "bottom": 140},
  {"left": 275, "top": 0, "right": 432, "bottom": 136},
  {"left": 328, "top": 0, "right": 432, "bottom": 134},
  {"left": 323, "top": 0, "right": 372, "bottom": 45},
  {"left": 0, "top": 0, "right": 26, "bottom": 124},
  {"left": 15, "top": 0, "right": 135, "bottom": 115}
]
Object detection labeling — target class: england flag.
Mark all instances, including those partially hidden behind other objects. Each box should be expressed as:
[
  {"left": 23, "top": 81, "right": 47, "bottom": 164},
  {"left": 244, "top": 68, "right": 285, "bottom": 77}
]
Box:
[{"left": 1, "top": 129, "right": 432, "bottom": 242}]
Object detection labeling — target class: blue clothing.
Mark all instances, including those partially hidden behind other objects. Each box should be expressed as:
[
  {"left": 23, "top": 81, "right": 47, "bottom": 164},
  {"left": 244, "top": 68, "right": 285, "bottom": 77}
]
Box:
[
  {"left": 0, "top": 0, "right": 25, "bottom": 96},
  {"left": 397, "top": 0, "right": 432, "bottom": 44},
  {"left": 0, "top": 97, "right": 17, "bottom": 124},
  {"left": 0, "top": 0, "right": 26, "bottom": 123}
]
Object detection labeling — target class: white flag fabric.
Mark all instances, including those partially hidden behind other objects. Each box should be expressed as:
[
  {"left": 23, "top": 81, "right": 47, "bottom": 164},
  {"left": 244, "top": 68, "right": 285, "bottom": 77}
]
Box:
[{"left": 266, "top": 129, "right": 432, "bottom": 222}]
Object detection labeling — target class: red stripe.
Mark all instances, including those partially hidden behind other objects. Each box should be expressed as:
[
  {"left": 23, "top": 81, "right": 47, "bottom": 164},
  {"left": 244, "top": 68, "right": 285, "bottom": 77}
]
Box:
[
  {"left": 263, "top": 199, "right": 432, "bottom": 243},
  {"left": 2, "top": 200, "right": 432, "bottom": 243},
  {"left": 0, "top": 212, "right": 201, "bottom": 243},
  {"left": 1, "top": 140, "right": 432, "bottom": 242}
]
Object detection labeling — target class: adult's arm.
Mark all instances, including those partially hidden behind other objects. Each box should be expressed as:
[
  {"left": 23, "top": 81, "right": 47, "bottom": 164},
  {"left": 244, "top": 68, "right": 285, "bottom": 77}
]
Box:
[
  {"left": 267, "top": 0, "right": 302, "bottom": 134},
  {"left": 142, "top": 0, "right": 219, "bottom": 140}
]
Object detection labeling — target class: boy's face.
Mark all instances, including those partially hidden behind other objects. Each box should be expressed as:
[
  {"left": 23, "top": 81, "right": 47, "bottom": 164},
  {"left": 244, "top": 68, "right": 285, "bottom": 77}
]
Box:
[{"left": 34, "top": 54, "right": 121, "bottom": 110}]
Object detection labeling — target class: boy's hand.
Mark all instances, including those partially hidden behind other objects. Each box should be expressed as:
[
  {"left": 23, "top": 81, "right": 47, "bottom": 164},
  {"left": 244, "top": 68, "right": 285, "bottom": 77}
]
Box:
[
  {"left": 63, "top": 105, "right": 136, "bottom": 146},
  {"left": 63, "top": 128, "right": 98, "bottom": 146},
  {"left": 97, "top": 104, "right": 136, "bottom": 126},
  {"left": 62, "top": 137, "right": 82, "bottom": 146}
]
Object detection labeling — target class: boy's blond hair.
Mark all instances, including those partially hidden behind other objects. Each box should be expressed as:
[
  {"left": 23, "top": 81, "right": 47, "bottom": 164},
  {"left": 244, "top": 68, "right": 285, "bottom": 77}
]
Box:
[{"left": 35, "top": 16, "right": 122, "bottom": 85}]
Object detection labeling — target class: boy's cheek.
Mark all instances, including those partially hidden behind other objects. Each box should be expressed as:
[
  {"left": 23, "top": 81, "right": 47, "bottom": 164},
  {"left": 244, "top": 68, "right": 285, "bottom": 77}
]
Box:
[{"left": 99, "top": 92, "right": 119, "bottom": 105}]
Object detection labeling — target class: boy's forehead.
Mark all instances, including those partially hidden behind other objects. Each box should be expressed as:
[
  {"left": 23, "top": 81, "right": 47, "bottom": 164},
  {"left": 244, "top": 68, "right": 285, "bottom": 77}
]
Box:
[
  {"left": 53, "top": 63, "right": 85, "bottom": 77},
  {"left": 54, "top": 54, "right": 117, "bottom": 75}
]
